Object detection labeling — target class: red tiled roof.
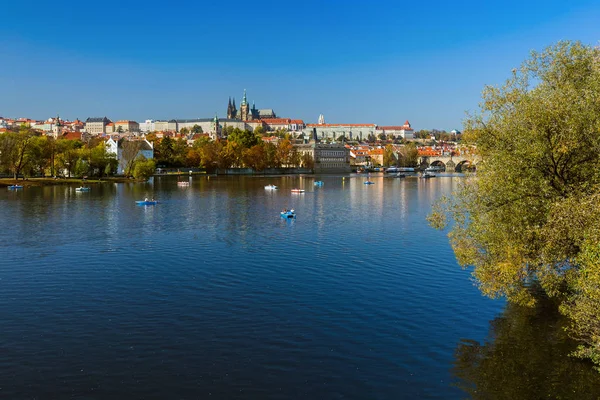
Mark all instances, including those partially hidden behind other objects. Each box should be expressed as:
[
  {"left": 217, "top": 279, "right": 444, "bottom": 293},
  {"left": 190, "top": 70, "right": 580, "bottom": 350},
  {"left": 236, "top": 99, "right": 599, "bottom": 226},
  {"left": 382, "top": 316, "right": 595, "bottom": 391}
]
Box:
[
  {"left": 306, "top": 123, "right": 375, "bottom": 127},
  {"left": 378, "top": 126, "right": 414, "bottom": 131},
  {"left": 61, "top": 131, "right": 82, "bottom": 140},
  {"left": 261, "top": 118, "right": 291, "bottom": 125}
]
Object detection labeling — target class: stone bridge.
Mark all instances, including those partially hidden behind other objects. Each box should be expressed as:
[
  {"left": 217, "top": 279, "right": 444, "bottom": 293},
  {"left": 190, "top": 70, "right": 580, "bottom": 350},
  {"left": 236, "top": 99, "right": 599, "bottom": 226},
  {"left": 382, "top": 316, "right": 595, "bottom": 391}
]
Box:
[{"left": 418, "top": 154, "right": 481, "bottom": 172}]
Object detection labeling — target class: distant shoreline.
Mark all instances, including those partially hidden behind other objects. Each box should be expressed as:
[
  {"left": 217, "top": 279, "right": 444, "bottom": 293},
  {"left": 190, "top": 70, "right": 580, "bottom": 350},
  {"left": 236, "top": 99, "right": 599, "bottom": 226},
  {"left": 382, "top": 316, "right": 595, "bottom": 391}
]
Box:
[{"left": 0, "top": 177, "right": 135, "bottom": 187}]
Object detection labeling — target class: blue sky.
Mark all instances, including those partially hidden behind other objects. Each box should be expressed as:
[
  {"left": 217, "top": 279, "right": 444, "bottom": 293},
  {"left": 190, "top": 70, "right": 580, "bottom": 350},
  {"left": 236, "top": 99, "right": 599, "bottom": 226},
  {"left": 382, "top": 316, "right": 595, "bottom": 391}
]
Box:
[{"left": 1, "top": 0, "right": 599, "bottom": 130}]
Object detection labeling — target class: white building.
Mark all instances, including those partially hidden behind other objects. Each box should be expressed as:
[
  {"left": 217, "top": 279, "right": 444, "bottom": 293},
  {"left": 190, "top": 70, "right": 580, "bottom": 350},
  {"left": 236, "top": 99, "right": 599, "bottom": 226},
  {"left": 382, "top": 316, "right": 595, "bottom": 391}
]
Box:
[
  {"left": 106, "top": 138, "right": 154, "bottom": 175},
  {"left": 376, "top": 121, "right": 414, "bottom": 140},
  {"left": 139, "top": 119, "right": 155, "bottom": 133},
  {"left": 304, "top": 123, "right": 377, "bottom": 141}
]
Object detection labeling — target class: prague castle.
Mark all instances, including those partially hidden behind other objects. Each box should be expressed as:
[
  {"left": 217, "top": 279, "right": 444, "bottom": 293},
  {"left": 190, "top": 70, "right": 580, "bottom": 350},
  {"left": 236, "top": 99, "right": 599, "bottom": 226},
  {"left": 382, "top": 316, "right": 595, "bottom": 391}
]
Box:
[{"left": 227, "top": 89, "right": 276, "bottom": 121}]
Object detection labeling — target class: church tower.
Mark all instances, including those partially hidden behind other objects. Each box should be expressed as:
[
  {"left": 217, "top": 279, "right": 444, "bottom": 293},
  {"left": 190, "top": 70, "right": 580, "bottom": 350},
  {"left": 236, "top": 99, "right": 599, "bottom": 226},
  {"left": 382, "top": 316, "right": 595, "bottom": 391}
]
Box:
[
  {"left": 240, "top": 89, "right": 253, "bottom": 121},
  {"left": 227, "top": 96, "right": 238, "bottom": 119},
  {"left": 53, "top": 114, "right": 63, "bottom": 138},
  {"left": 212, "top": 113, "right": 221, "bottom": 139}
]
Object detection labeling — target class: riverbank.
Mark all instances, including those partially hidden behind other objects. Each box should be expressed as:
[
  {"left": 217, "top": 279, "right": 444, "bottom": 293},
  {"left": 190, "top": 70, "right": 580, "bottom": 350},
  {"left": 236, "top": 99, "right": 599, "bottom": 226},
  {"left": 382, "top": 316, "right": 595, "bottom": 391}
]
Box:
[{"left": 0, "top": 177, "right": 136, "bottom": 187}]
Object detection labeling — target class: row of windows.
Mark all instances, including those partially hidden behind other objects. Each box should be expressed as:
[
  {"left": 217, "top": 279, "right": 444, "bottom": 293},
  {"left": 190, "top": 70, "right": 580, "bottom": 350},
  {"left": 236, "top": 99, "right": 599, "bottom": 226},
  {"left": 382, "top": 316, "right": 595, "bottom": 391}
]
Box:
[
  {"left": 319, "top": 158, "right": 348, "bottom": 162},
  {"left": 319, "top": 163, "right": 347, "bottom": 168}
]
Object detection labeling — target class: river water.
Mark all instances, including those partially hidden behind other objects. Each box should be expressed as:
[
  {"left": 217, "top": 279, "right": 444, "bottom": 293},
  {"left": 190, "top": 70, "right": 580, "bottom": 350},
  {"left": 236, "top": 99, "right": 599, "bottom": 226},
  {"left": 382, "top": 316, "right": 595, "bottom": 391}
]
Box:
[{"left": 1, "top": 174, "right": 599, "bottom": 399}]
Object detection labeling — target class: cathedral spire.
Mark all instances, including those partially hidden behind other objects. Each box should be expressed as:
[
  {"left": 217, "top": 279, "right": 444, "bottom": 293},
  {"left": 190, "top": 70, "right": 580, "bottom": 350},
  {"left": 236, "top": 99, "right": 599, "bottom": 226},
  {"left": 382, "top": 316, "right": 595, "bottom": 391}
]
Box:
[{"left": 242, "top": 89, "right": 247, "bottom": 106}]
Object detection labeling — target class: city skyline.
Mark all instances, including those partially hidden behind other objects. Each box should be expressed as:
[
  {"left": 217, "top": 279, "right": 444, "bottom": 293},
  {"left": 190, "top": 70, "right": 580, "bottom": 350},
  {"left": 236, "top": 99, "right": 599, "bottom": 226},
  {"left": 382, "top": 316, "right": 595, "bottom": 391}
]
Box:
[{"left": 1, "top": 0, "right": 599, "bottom": 130}]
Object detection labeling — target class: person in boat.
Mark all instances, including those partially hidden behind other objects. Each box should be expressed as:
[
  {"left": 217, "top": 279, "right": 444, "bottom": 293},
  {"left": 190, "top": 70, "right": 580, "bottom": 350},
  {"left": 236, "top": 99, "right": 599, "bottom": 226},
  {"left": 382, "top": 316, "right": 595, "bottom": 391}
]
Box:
[{"left": 145, "top": 197, "right": 148, "bottom": 202}]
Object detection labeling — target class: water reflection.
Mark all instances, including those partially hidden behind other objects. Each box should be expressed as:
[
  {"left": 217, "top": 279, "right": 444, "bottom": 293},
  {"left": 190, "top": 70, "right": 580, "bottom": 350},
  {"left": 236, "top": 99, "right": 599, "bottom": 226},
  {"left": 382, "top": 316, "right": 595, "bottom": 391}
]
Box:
[{"left": 452, "top": 294, "right": 600, "bottom": 399}]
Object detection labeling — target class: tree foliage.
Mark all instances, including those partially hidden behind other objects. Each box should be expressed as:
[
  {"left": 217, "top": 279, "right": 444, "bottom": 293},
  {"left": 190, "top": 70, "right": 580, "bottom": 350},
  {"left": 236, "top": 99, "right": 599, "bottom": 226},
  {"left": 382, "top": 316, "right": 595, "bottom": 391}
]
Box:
[
  {"left": 0, "top": 126, "right": 37, "bottom": 179},
  {"left": 133, "top": 156, "right": 156, "bottom": 181},
  {"left": 428, "top": 41, "right": 600, "bottom": 366},
  {"left": 397, "top": 143, "right": 419, "bottom": 167},
  {"left": 383, "top": 145, "right": 396, "bottom": 166}
]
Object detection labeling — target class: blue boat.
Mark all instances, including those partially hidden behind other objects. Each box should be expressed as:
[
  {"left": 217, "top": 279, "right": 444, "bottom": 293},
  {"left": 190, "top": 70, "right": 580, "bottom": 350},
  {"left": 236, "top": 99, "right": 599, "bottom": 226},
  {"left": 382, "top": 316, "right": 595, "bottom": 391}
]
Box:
[
  {"left": 75, "top": 186, "right": 91, "bottom": 192},
  {"left": 8, "top": 185, "right": 23, "bottom": 190},
  {"left": 280, "top": 209, "right": 296, "bottom": 219},
  {"left": 364, "top": 181, "right": 375, "bottom": 185},
  {"left": 314, "top": 181, "right": 324, "bottom": 186},
  {"left": 136, "top": 200, "right": 158, "bottom": 206}
]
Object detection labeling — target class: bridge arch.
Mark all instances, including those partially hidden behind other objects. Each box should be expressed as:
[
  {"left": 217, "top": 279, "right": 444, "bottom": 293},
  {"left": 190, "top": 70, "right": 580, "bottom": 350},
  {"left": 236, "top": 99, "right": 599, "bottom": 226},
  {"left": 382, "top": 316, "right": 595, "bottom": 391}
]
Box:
[
  {"left": 429, "top": 160, "right": 446, "bottom": 170},
  {"left": 456, "top": 160, "right": 476, "bottom": 172}
]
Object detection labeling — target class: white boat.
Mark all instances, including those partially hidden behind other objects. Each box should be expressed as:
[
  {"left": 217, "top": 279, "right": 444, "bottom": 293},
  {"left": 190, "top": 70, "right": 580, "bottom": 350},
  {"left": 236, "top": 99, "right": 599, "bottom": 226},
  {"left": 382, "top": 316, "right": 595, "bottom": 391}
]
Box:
[
  {"left": 265, "top": 184, "right": 278, "bottom": 190},
  {"left": 425, "top": 166, "right": 444, "bottom": 172},
  {"left": 291, "top": 188, "right": 305, "bottom": 193},
  {"left": 75, "top": 186, "right": 90, "bottom": 192},
  {"left": 177, "top": 181, "right": 190, "bottom": 187},
  {"left": 421, "top": 172, "right": 436, "bottom": 179}
]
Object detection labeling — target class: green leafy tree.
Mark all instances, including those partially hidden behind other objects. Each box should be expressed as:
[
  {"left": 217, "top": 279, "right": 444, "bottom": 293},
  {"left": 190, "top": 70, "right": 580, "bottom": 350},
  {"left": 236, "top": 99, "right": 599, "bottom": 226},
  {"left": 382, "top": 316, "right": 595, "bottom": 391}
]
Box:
[
  {"left": 222, "top": 125, "right": 235, "bottom": 137},
  {"left": 227, "top": 129, "right": 260, "bottom": 149},
  {"left": 25, "top": 135, "right": 52, "bottom": 176},
  {"left": 398, "top": 143, "right": 419, "bottom": 167},
  {"left": 428, "top": 41, "right": 600, "bottom": 366},
  {"left": 172, "top": 138, "right": 189, "bottom": 166},
  {"left": 383, "top": 144, "right": 396, "bottom": 166},
  {"left": 191, "top": 124, "right": 203, "bottom": 134},
  {"left": 90, "top": 142, "right": 117, "bottom": 177},
  {"left": 254, "top": 126, "right": 266, "bottom": 136},
  {"left": 56, "top": 138, "right": 83, "bottom": 177},
  {"left": 133, "top": 156, "right": 156, "bottom": 181},
  {"left": 156, "top": 136, "right": 174, "bottom": 166},
  {"left": 180, "top": 127, "right": 190, "bottom": 136},
  {"left": 0, "top": 126, "right": 37, "bottom": 179}
]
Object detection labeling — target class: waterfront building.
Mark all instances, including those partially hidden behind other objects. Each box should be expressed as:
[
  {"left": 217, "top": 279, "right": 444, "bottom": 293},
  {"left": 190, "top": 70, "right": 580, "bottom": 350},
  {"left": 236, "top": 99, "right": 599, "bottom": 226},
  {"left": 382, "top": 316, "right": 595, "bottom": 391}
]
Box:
[
  {"left": 304, "top": 123, "right": 377, "bottom": 141},
  {"left": 295, "top": 143, "right": 351, "bottom": 173},
  {"left": 376, "top": 121, "right": 414, "bottom": 140},
  {"left": 85, "top": 117, "right": 111, "bottom": 135},
  {"left": 105, "top": 138, "right": 154, "bottom": 175}
]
